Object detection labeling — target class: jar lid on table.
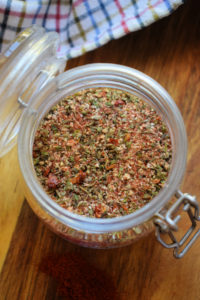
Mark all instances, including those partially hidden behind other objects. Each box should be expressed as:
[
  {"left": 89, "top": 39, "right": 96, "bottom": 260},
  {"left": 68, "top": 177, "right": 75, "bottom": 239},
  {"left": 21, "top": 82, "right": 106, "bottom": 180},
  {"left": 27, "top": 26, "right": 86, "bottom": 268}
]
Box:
[{"left": 0, "top": 25, "right": 65, "bottom": 157}]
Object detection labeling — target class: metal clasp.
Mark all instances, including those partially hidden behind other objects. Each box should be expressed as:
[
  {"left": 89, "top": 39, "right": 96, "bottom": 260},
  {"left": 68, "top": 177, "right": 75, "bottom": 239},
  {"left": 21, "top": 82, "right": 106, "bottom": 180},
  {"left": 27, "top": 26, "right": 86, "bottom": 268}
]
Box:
[
  {"left": 18, "top": 96, "right": 28, "bottom": 108},
  {"left": 154, "top": 191, "right": 200, "bottom": 258},
  {"left": 17, "top": 69, "right": 55, "bottom": 113}
]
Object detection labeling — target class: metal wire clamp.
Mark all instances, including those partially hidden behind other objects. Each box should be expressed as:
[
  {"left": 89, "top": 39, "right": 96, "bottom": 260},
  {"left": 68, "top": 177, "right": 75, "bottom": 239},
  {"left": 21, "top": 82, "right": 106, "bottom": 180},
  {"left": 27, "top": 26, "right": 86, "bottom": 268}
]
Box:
[{"left": 154, "top": 191, "right": 200, "bottom": 258}]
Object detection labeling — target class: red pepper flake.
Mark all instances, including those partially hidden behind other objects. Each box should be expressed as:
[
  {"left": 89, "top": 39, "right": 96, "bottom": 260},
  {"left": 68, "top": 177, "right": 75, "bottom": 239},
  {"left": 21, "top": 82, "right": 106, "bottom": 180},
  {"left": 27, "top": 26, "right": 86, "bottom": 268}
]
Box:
[
  {"left": 70, "top": 170, "right": 86, "bottom": 184},
  {"left": 124, "top": 133, "right": 131, "bottom": 141},
  {"left": 101, "top": 90, "right": 107, "bottom": 97},
  {"left": 153, "top": 178, "right": 160, "bottom": 184},
  {"left": 47, "top": 174, "right": 60, "bottom": 189},
  {"left": 106, "top": 164, "right": 117, "bottom": 171},
  {"left": 114, "top": 99, "right": 125, "bottom": 106},
  {"left": 33, "top": 151, "right": 38, "bottom": 158},
  {"left": 107, "top": 175, "right": 112, "bottom": 184},
  {"left": 121, "top": 204, "right": 128, "bottom": 212},
  {"left": 94, "top": 203, "right": 106, "bottom": 218},
  {"left": 109, "top": 138, "right": 119, "bottom": 146},
  {"left": 95, "top": 207, "right": 102, "bottom": 218},
  {"left": 67, "top": 139, "right": 78, "bottom": 146},
  {"left": 43, "top": 167, "right": 50, "bottom": 177},
  {"left": 113, "top": 203, "right": 119, "bottom": 210}
]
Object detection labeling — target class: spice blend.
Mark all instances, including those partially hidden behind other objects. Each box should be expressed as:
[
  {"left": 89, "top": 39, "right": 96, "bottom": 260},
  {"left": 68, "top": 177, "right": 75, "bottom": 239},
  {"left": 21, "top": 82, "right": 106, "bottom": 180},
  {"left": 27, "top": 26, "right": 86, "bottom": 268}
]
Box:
[{"left": 33, "top": 88, "right": 172, "bottom": 218}]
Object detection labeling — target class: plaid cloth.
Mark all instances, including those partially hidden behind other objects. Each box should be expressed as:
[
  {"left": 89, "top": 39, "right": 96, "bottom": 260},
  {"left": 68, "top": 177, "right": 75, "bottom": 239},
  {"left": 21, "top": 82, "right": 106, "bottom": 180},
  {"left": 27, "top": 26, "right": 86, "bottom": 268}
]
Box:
[{"left": 0, "top": 0, "right": 184, "bottom": 59}]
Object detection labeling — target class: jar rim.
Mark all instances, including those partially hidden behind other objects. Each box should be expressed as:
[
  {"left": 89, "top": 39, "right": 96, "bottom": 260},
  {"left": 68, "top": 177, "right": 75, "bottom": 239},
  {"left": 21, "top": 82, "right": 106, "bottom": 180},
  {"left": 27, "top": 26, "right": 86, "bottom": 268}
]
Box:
[{"left": 18, "top": 63, "right": 187, "bottom": 233}]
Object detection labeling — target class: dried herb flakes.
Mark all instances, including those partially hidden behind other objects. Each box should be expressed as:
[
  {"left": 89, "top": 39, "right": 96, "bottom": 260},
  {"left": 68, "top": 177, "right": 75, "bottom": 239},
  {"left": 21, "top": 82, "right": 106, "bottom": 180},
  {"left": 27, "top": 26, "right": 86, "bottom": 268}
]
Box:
[{"left": 33, "top": 88, "right": 172, "bottom": 218}]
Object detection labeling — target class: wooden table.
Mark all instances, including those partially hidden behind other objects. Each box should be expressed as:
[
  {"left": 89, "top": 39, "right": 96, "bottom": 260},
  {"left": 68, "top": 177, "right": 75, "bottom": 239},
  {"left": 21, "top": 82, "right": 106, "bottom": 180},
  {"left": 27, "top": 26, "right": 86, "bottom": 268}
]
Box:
[{"left": 0, "top": 0, "right": 200, "bottom": 299}]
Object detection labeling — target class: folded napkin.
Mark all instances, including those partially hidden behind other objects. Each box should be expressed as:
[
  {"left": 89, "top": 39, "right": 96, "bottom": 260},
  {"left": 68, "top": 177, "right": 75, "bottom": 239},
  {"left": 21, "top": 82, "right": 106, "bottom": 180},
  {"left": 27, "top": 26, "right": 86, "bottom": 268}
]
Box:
[{"left": 0, "top": 0, "right": 184, "bottom": 59}]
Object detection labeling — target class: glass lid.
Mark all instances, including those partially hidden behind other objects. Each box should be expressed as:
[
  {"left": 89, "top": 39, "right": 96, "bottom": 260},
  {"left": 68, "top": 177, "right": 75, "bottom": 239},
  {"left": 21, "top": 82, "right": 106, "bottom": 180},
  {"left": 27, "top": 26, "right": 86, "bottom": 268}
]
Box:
[{"left": 0, "top": 25, "right": 66, "bottom": 157}]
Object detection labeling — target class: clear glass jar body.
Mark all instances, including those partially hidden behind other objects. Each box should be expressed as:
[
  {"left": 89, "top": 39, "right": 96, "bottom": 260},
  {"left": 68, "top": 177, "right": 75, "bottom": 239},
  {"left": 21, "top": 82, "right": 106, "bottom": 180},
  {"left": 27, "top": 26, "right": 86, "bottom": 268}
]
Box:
[{"left": 18, "top": 63, "right": 187, "bottom": 248}]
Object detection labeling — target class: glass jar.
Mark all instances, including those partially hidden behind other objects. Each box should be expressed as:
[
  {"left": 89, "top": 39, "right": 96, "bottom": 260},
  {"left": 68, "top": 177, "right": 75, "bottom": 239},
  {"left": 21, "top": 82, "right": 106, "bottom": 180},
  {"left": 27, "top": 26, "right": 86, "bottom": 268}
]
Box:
[{"left": 1, "top": 26, "right": 199, "bottom": 258}]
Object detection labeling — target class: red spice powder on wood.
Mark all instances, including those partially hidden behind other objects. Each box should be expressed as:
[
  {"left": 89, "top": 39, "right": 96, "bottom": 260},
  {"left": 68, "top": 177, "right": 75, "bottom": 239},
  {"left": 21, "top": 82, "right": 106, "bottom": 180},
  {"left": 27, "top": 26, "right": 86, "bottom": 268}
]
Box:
[{"left": 39, "top": 253, "right": 120, "bottom": 300}]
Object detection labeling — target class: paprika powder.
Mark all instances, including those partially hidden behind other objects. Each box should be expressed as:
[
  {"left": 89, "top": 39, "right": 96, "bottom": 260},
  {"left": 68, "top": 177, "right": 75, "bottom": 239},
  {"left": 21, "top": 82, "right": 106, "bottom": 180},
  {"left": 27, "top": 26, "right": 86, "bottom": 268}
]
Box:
[{"left": 39, "top": 253, "right": 120, "bottom": 300}]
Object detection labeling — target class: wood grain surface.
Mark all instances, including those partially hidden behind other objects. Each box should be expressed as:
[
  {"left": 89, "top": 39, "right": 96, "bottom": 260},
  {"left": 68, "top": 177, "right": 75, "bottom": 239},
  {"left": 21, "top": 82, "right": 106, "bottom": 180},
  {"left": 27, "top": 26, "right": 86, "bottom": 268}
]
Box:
[{"left": 0, "top": 0, "right": 200, "bottom": 299}]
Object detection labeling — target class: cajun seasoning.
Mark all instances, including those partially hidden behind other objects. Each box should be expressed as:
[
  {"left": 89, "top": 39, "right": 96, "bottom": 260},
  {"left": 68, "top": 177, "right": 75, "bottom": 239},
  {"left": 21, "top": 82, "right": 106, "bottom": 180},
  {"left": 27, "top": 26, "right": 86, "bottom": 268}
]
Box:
[{"left": 33, "top": 88, "right": 172, "bottom": 218}]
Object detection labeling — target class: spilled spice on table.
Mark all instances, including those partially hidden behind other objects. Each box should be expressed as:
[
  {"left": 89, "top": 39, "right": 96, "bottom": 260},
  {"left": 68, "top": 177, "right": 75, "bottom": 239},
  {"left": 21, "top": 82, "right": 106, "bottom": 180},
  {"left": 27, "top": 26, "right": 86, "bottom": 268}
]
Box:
[
  {"left": 39, "top": 253, "right": 120, "bottom": 300},
  {"left": 33, "top": 88, "right": 172, "bottom": 218}
]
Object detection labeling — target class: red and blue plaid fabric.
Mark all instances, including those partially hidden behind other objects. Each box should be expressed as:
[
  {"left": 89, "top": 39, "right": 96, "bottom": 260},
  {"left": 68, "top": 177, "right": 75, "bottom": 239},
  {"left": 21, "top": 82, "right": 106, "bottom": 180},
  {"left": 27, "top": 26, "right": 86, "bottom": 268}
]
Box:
[{"left": 0, "top": 0, "right": 184, "bottom": 59}]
